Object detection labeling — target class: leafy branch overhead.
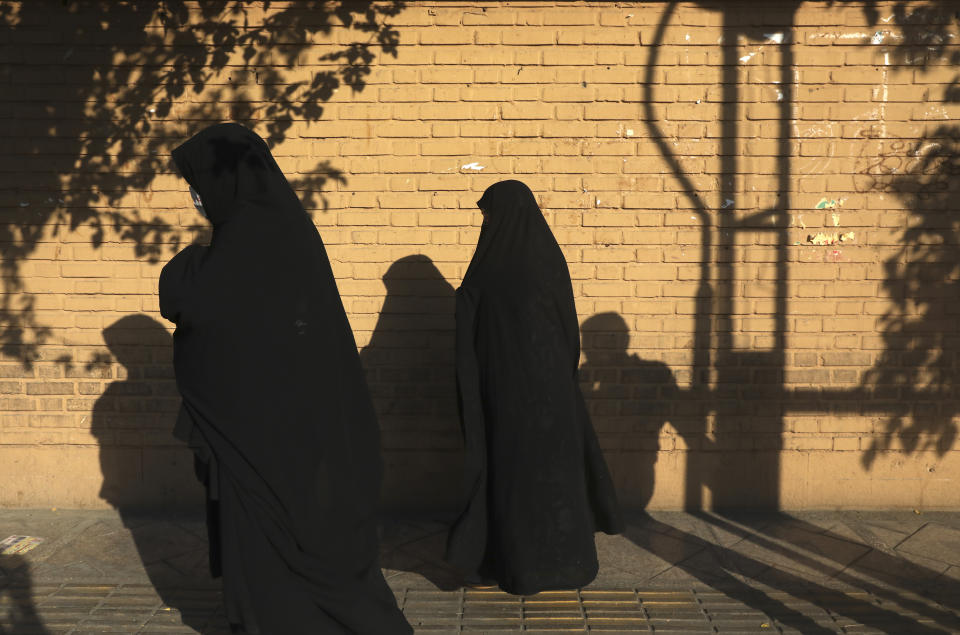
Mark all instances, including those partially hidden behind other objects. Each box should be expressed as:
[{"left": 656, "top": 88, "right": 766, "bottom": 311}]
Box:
[{"left": 0, "top": 0, "right": 404, "bottom": 365}]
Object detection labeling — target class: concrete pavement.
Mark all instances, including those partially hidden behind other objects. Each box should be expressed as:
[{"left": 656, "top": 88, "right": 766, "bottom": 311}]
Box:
[{"left": 1, "top": 509, "right": 959, "bottom": 633}]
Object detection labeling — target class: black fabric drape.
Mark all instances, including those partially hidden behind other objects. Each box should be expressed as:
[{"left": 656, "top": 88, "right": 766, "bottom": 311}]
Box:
[
  {"left": 159, "top": 123, "right": 411, "bottom": 634},
  {"left": 445, "top": 180, "right": 623, "bottom": 596}
]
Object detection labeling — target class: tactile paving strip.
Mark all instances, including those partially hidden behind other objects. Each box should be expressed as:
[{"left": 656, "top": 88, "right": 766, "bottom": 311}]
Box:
[
  {"left": 401, "top": 589, "right": 661, "bottom": 632},
  {"left": 2, "top": 583, "right": 959, "bottom": 633}
]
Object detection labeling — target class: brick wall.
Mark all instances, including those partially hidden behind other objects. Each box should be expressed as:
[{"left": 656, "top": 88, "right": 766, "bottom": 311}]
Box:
[{"left": 1, "top": 1, "right": 958, "bottom": 510}]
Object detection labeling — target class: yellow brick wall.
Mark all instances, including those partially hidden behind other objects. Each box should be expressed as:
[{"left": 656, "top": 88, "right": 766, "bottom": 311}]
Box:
[{"left": 1, "top": 1, "right": 958, "bottom": 510}]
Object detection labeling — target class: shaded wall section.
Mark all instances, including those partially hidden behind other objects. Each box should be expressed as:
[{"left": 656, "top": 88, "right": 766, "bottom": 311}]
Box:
[{"left": 0, "top": 1, "right": 958, "bottom": 510}]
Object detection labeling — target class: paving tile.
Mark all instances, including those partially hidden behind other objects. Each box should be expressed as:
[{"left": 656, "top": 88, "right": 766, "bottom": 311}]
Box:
[
  {"left": 692, "top": 542, "right": 772, "bottom": 581},
  {"left": 831, "top": 518, "right": 914, "bottom": 555},
  {"left": 380, "top": 522, "right": 463, "bottom": 591},
  {"left": 125, "top": 521, "right": 208, "bottom": 568},
  {"left": 845, "top": 512, "right": 932, "bottom": 540},
  {"left": 620, "top": 522, "right": 707, "bottom": 569},
  {"left": 934, "top": 563, "right": 960, "bottom": 588},
  {"left": 645, "top": 564, "right": 728, "bottom": 587},
  {"left": 29, "top": 520, "right": 147, "bottom": 583},
  {"left": 718, "top": 534, "right": 868, "bottom": 585},
  {"left": 764, "top": 523, "right": 872, "bottom": 567},
  {"left": 896, "top": 522, "right": 960, "bottom": 568},
  {"left": 585, "top": 562, "right": 647, "bottom": 587},
  {"left": 596, "top": 530, "right": 696, "bottom": 583},
  {"left": 162, "top": 547, "right": 212, "bottom": 579},
  {"left": 670, "top": 512, "right": 758, "bottom": 549},
  {"left": 384, "top": 568, "right": 453, "bottom": 591},
  {"left": 170, "top": 519, "right": 209, "bottom": 543},
  {"left": 848, "top": 546, "right": 950, "bottom": 590},
  {"left": 385, "top": 526, "right": 450, "bottom": 569}
]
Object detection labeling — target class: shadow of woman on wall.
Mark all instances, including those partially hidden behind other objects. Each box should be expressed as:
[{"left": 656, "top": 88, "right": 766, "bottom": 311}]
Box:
[
  {"left": 359, "top": 255, "right": 463, "bottom": 590},
  {"left": 91, "top": 313, "right": 225, "bottom": 633},
  {"left": 578, "top": 311, "right": 678, "bottom": 510}
]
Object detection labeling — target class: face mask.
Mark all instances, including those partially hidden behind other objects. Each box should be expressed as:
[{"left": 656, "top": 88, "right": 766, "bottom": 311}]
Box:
[{"left": 190, "top": 186, "right": 206, "bottom": 218}]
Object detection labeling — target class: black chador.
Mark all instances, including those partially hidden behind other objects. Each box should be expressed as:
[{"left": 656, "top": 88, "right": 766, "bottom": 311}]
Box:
[
  {"left": 160, "top": 123, "right": 411, "bottom": 634},
  {"left": 446, "top": 180, "right": 623, "bottom": 595}
]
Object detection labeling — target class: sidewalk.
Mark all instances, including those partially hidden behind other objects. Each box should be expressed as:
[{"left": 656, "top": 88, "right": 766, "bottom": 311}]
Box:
[{"left": 1, "top": 509, "right": 958, "bottom": 633}]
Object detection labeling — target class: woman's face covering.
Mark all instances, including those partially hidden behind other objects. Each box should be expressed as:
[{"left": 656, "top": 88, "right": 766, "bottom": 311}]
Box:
[{"left": 189, "top": 185, "right": 206, "bottom": 218}]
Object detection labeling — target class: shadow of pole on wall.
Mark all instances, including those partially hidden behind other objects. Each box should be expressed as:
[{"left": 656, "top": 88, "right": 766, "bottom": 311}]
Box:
[{"left": 644, "top": 1, "right": 803, "bottom": 510}]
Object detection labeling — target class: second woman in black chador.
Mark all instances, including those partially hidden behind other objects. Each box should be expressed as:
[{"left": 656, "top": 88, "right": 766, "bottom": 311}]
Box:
[
  {"left": 446, "top": 180, "right": 623, "bottom": 595},
  {"left": 160, "top": 123, "right": 412, "bottom": 634}
]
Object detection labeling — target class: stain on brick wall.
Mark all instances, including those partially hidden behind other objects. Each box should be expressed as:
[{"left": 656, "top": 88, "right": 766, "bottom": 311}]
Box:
[{"left": 0, "top": 1, "right": 958, "bottom": 510}]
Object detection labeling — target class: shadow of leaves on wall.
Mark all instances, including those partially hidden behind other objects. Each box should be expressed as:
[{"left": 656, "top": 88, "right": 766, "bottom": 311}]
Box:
[
  {"left": 0, "top": 0, "right": 404, "bottom": 366},
  {"left": 857, "top": 2, "right": 960, "bottom": 467}
]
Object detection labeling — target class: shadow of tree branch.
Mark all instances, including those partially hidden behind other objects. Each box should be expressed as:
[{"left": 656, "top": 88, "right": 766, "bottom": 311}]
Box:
[
  {"left": 854, "top": 2, "right": 960, "bottom": 467},
  {"left": 0, "top": 0, "right": 404, "bottom": 367}
]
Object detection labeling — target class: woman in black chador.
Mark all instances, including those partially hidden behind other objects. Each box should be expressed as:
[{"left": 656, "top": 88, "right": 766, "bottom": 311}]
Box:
[
  {"left": 159, "top": 123, "right": 411, "bottom": 634},
  {"left": 446, "top": 180, "right": 623, "bottom": 595}
]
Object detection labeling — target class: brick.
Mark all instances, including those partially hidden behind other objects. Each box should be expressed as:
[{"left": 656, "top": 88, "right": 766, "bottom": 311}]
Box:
[
  {"left": 25, "top": 382, "right": 76, "bottom": 395},
  {"left": 784, "top": 437, "right": 833, "bottom": 451},
  {"left": 823, "top": 317, "right": 879, "bottom": 332},
  {"left": 821, "top": 352, "right": 872, "bottom": 366},
  {"left": 502, "top": 28, "right": 556, "bottom": 46},
  {"left": 420, "top": 67, "right": 474, "bottom": 84},
  {"left": 544, "top": 10, "right": 596, "bottom": 26},
  {"left": 581, "top": 281, "right": 636, "bottom": 297},
  {"left": 419, "top": 28, "right": 473, "bottom": 45},
  {"left": 375, "top": 190, "right": 429, "bottom": 211},
  {"left": 543, "top": 48, "right": 596, "bottom": 65},
  {"left": 581, "top": 141, "right": 634, "bottom": 157},
  {"left": 785, "top": 369, "right": 831, "bottom": 384},
  {"left": 624, "top": 264, "right": 678, "bottom": 281},
  {"left": 501, "top": 102, "right": 554, "bottom": 120},
  {"left": 624, "top": 193, "right": 677, "bottom": 210},
  {"left": 833, "top": 437, "right": 860, "bottom": 451},
  {"left": 665, "top": 67, "right": 718, "bottom": 84},
  {"left": 337, "top": 104, "right": 392, "bottom": 119},
  {"left": 788, "top": 418, "right": 820, "bottom": 434},
  {"left": 377, "top": 87, "right": 430, "bottom": 103},
  {"left": 542, "top": 121, "right": 595, "bottom": 138},
  {"left": 0, "top": 398, "right": 34, "bottom": 411},
  {"left": 420, "top": 103, "right": 497, "bottom": 120},
  {"left": 459, "top": 86, "right": 513, "bottom": 102},
  {"left": 60, "top": 263, "right": 109, "bottom": 278},
  {"left": 582, "top": 28, "right": 640, "bottom": 46},
  {"left": 420, "top": 140, "right": 473, "bottom": 156},
  {"left": 418, "top": 211, "right": 471, "bottom": 227},
  {"left": 539, "top": 157, "right": 592, "bottom": 173},
  {"left": 0, "top": 381, "right": 24, "bottom": 396},
  {"left": 582, "top": 248, "right": 635, "bottom": 263},
  {"left": 542, "top": 85, "right": 596, "bottom": 102},
  {"left": 417, "top": 175, "right": 469, "bottom": 191},
  {"left": 463, "top": 9, "right": 516, "bottom": 26}
]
